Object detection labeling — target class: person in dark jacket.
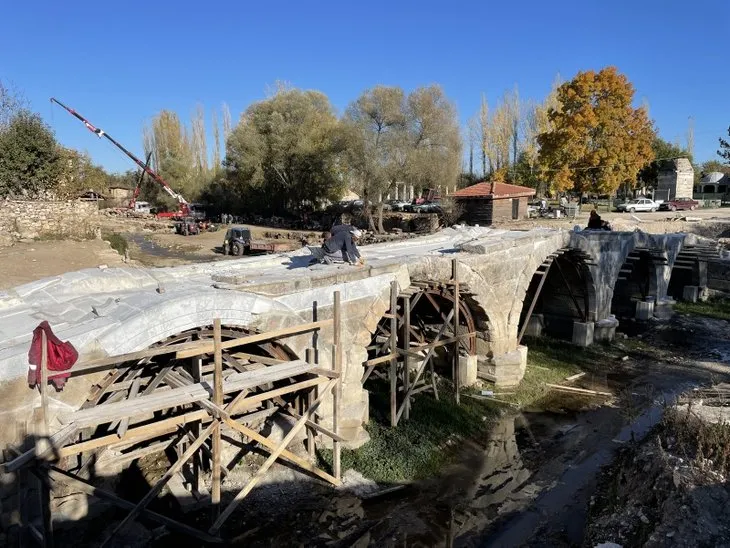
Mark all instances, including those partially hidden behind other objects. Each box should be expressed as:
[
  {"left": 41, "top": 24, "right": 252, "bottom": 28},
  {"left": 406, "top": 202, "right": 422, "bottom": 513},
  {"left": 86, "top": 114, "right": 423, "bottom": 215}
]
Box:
[
  {"left": 320, "top": 228, "right": 363, "bottom": 264},
  {"left": 587, "top": 210, "right": 611, "bottom": 231}
]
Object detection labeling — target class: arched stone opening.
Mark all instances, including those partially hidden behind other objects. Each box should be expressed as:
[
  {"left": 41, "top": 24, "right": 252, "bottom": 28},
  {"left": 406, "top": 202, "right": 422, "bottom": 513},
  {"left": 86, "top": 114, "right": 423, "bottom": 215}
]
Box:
[
  {"left": 74, "top": 325, "right": 300, "bottom": 478},
  {"left": 518, "top": 249, "right": 597, "bottom": 341},
  {"left": 668, "top": 252, "right": 701, "bottom": 300},
  {"left": 610, "top": 249, "right": 664, "bottom": 318}
]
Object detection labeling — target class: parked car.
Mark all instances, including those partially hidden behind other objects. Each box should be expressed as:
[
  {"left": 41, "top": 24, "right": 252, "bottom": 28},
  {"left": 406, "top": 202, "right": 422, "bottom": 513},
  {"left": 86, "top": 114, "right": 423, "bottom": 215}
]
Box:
[
  {"left": 388, "top": 200, "right": 411, "bottom": 212},
  {"left": 413, "top": 201, "right": 442, "bottom": 214},
  {"left": 659, "top": 197, "right": 699, "bottom": 211},
  {"left": 615, "top": 198, "right": 659, "bottom": 213}
]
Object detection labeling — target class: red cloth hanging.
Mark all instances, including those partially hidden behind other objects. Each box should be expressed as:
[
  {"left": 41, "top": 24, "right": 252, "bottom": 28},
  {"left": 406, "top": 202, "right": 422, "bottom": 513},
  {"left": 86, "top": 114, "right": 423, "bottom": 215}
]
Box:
[{"left": 27, "top": 321, "right": 78, "bottom": 391}]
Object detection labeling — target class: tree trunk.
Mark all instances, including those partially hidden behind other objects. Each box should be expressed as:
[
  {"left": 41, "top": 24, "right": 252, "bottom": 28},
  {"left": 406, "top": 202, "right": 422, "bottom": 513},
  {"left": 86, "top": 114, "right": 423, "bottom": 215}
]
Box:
[
  {"left": 377, "top": 203, "right": 385, "bottom": 234},
  {"left": 363, "top": 190, "right": 376, "bottom": 232}
]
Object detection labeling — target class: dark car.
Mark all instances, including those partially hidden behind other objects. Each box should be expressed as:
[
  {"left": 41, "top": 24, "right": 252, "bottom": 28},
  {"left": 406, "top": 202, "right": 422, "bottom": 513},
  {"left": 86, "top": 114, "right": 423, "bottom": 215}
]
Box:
[
  {"left": 223, "top": 227, "right": 253, "bottom": 255},
  {"left": 659, "top": 197, "right": 699, "bottom": 211}
]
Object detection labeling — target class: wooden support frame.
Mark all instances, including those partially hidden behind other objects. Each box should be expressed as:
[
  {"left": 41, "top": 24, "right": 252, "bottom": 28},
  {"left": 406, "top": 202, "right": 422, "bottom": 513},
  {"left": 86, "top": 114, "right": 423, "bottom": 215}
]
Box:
[
  {"left": 7, "top": 290, "right": 346, "bottom": 545},
  {"left": 517, "top": 259, "right": 552, "bottom": 345}
]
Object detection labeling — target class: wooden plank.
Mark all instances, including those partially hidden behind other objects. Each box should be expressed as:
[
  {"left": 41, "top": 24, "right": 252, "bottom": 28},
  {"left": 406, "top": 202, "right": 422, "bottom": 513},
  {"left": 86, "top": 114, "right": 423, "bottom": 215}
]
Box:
[
  {"left": 362, "top": 353, "right": 397, "bottom": 367},
  {"left": 545, "top": 383, "right": 612, "bottom": 397},
  {"left": 223, "top": 415, "right": 340, "bottom": 486},
  {"left": 211, "top": 319, "right": 223, "bottom": 520},
  {"left": 517, "top": 258, "right": 552, "bottom": 345},
  {"left": 4, "top": 424, "right": 77, "bottom": 473},
  {"left": 305, "top": 349, "right": 315, "bottom": 458},
  {"left": 40, "top": 330, "right": 49, "bottom": 434},
  {"left": 222, "top": 360, "right": 314, "bottom": 393},
  {"left": 228, "top": 377, "right": 328, "bottom": 414},
  {"left": 48, "top": 468, "right": 221, "bottom": 544},
  {"left": 176, "top": 320, "right": 332, "bottom": 360},
  {"left": 402, "top": 295, "right": 411, "bottom": 422},
  {"left": 211, "top": 379, "right": 335, "bottom": 534},
  {"left": 117, "top": 377, "right": 141, "bottom": 438},
  {"left": 101, "top": 421, "right": 218, "bottom": 545},
  {"left": 230, "top": 352, "right": 288, "bottom": 366}
]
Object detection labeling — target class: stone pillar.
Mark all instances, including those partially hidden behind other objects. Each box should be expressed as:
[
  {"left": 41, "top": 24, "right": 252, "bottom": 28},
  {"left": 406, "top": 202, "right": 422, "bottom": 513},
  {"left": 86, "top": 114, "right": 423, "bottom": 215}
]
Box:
[
  {"left": 491, "top": 345, "right": 528, "bottom": 387},
  {"left": 635, "top": 300, "right": 654, "bottom": 321},
  {"left": 524, "top": 314, "right": 544, "bottom": 338},
  {"left": 683, "top": 285, "right": 699, "bottom": 303},
  {"left": 593, "top": 316, "right": 618, "bottom": 342},
  {"left": 409, "top": 185, "right": 414, "bottom": 201},
  {"left": 698, "top": 260, "right": 708, "bottom": 287},
  {"left": 394, "top": 184, "right": 399, "bottom": 201},
  {"left": 458, "top": 355, "right": 478, "bottom": 387},
  {"left": 572, "top": 321, "right": 594, "bottom": 347}
]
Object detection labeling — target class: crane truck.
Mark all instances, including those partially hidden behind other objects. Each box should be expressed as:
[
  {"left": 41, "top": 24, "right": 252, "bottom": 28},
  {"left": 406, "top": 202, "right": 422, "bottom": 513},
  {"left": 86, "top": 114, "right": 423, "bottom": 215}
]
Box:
[{"left": 50, "top": 98, "right": 204, "bottom": 234}]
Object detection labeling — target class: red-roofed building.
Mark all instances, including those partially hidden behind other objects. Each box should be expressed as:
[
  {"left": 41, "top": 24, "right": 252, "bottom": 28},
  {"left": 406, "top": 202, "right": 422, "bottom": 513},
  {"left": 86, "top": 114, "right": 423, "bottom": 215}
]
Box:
[{"left": 449, "top": 181, "right": 536, "bottom": 225}]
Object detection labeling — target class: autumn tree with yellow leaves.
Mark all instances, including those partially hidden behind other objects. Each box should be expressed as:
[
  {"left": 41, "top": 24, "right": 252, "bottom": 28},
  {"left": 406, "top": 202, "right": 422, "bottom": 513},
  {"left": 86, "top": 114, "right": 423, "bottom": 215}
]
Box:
[{"left": 537, "top": 67, "right": 655, "bottom": 194}]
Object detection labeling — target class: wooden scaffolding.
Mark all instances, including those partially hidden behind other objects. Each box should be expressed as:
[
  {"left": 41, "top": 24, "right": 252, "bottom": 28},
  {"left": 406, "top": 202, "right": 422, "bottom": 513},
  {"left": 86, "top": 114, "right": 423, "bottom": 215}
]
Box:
[
  {"left": 4, "top": 291, "right": 344, "bottom": 546},
  {"left": 361, "top": 259, "right": 476, "bottom": 427}
]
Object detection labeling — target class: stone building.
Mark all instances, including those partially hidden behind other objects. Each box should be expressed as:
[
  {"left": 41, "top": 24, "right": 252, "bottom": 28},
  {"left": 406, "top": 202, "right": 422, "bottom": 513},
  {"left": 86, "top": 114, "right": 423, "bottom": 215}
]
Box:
[
  {"left": 696, "top": 171, "right": 729, "bottom": 195},
  {"left": 657, "top": 158, "right": 694, "bottom": 200},
  {"left": 450, "top": 181, "right": 535, "bottom": 225}
]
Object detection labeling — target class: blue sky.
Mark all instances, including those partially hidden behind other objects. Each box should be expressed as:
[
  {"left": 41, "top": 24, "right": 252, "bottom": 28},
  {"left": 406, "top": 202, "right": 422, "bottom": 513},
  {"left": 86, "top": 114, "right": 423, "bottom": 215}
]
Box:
[{"left": 1, "top": 0, "right": 728, "bottom": 173}]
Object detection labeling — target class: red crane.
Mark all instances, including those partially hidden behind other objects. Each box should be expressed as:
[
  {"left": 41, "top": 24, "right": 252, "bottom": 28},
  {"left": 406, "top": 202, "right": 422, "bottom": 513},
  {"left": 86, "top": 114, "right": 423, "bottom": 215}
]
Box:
[{"left": 50, "top": 98, "right": 189, "bottom": 216}]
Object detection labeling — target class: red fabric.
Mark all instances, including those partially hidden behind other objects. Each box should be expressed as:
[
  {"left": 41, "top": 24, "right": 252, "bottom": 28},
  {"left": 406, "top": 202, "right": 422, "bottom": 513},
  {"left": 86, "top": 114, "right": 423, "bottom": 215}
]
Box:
[{"left": 27, "top": 321, "right": 78, "bottom": 390}]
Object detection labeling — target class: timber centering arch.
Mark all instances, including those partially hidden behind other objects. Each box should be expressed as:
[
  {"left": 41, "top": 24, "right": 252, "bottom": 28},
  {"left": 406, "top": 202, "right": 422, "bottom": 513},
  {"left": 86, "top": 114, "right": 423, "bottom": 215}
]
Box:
[{"left": 0, "top": 225, "right": 723, "bottom": 451}]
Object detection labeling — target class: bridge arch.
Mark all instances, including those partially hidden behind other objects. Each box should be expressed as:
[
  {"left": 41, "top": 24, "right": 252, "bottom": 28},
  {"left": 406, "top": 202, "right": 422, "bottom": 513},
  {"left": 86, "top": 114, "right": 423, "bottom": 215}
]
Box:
[
  {"left": 610, "top": 248, "right": 667, "bottom": 318},
  {"left": 518, "top": 248, "right": 598, "bottom": 340}
]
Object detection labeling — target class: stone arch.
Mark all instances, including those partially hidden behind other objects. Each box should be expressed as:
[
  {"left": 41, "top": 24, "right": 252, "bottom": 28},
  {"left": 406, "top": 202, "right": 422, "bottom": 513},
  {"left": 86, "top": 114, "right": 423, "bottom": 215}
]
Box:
[
  {"left": 517, "top": 248, "right": 598, "bottom": 340},
  {"left": 610, "top": 249, "right": 667, "bottom": 318}
]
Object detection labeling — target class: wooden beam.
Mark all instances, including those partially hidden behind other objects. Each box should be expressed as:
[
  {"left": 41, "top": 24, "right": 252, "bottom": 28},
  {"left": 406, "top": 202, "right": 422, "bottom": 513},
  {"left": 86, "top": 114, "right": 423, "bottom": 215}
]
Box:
[
  {"left": 211, "top": 319, "right": 223, "bottom": 520},
  {"left": 175, "top": 320, "right": 332, "bottom": 360},
  {"left": 453, "top": 259, "right": 460, "bottom": 405},
  {"left": 517, "top": 260, "right": 552, "bottom": 345},
  {"left": 117, "top": 377, "right": 141, "bottom": 438},
  {"left": 332, "top": 291, "right": 342, "bottom": 481},
  {"left": 210, "top": 379, "right": 335, "bottom": 534},
  {"left": 389, "top": 281, "right": 398, "bottom": 428},
  {"left": 101, "top": 421, "right": 218, "bottom": 546},
  {"left": 230, "top": 352, "right": 287, "bottom": 366},
  {"left": 402, "top": 295, "right": 411, "bottom": 422}
]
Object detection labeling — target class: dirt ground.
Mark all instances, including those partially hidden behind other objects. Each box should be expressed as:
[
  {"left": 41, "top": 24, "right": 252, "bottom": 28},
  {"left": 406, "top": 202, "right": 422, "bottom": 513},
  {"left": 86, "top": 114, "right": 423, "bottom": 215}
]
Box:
[{"left": 0, "top": 239, "right": 125, "bottom": 290}]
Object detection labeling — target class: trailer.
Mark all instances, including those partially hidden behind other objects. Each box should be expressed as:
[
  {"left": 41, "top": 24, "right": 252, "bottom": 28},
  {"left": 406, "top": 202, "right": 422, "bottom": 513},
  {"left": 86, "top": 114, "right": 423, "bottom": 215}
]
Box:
[{"left": 222, "top": 227, "right": 301, "bottom": 256}]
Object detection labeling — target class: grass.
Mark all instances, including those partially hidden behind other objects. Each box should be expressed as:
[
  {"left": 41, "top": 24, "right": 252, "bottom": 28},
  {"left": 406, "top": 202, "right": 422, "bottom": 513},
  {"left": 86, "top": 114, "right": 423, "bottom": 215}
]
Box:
[
  {"left": 102, "top": 231, "right": 128, "bottom": 256},
  {"left": 675, "top": 298, "right": 730, "bottom": 321},
  {"left": 320, "top": 381, "right": 496, "bottom": 483}
]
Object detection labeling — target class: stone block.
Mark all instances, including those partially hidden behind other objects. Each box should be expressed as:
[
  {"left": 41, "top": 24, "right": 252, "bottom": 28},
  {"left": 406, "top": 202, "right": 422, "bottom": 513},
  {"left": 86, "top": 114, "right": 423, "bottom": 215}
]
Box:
[
  {"left": 572, "top": 321, "right": 594, "bottom": 347},
  {"left": 594, "top": 316, "right": 618, "bottom": 342},
  {"left": 683, "top": 285, "right": 699, "bottom": 303},
  {"left": 654, "top": 297, "right": 675, "bottom": 319},
  {"left": 491, "top": 345, "right": 527, "bottom": 387},
  {"left": 458, "top": 355, "right": 478, "bottom": 387},
  {"left": 635, "top": 300, "right": 654, "bottom": 321},
  {"left": 523, "top": 314, "right": 544, "bottom": 338}
]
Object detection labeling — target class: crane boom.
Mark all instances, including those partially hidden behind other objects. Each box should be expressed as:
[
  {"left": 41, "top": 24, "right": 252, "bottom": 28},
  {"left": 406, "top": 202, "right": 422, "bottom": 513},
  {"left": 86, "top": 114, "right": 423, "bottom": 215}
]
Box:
[{"left": 50, "top": 98, "right": 189, "bottom": 212}]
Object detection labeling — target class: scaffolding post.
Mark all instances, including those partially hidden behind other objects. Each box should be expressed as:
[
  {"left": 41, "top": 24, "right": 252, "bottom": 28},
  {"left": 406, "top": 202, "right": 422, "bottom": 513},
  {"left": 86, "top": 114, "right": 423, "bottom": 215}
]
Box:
[
  {"left": 452, "top": 259, "right": 460, "bottom": 405},
  {"left": 211, "top": 319, "right": 223, "bottom": 521},
  {"left": 332, "top": 291, "right": 342, "bottom": 480},
  {"left": 402, "top": 295, "right": 411, "bottom": 421},
  {"left": 389, "top": 281, "right": 398, "bottom": 427}
]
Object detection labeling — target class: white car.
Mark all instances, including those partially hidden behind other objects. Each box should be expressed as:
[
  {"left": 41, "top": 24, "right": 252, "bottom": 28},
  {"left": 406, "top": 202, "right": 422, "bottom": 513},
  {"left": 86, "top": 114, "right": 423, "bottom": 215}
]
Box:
[{"left": 616, "top": 198, "right": 659, "bottom": 213}]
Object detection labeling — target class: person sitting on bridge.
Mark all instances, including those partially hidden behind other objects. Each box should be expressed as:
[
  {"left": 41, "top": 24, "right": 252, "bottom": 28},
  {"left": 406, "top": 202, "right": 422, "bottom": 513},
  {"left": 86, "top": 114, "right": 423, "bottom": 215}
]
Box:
[
  {"left": 587, "top": 210, "right": 611, "bottom": 231},
  {"left": 319, "top": 227, "right": 363, "bottom": 265}
]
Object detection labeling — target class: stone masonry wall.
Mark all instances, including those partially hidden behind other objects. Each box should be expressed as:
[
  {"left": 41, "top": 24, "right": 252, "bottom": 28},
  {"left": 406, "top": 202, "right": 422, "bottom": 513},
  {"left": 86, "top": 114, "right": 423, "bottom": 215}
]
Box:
[{"left": 0, "top": 199, "right": 100, "bottom": 245}]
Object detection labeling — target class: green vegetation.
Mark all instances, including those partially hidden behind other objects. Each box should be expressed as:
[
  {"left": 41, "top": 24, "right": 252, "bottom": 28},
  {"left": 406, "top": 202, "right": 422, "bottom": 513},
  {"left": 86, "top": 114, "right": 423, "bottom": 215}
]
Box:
[
  {"left": 675, "top": 298, "right": 730, "bottom": 321},
  {"left": 320, "top": 382, "right": 496, "bottom": 483},
  {"left": 102, "top": 232, "right": 128, "bottom": 255},
  {"left": 320, "top": 336, "right": 640, "bottom": 483}
]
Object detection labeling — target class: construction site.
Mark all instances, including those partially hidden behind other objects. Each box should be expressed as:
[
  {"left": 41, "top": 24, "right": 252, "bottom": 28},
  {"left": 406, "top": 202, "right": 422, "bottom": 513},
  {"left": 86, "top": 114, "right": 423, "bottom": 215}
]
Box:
[{"left": 2, "top": 206, "right": 730, "bottom": 546}]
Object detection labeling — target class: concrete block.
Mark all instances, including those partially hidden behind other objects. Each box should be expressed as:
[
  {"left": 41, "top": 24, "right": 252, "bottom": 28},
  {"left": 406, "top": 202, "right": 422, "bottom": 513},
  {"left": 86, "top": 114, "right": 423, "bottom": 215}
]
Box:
[
  {"left": 683, "top": 285, "right": 699, "bottom": 303},
  {"left": 572, "top": 321, "right": 594, "bottom": 347},
  {"left": 491, "top": 345, "right": 528, "bottom": 387},
  {"left": 523, "top": 314, "right": 544, "bottom": 338},
  {"left": 635, "top": 300, "right": 654, "bottom": 321},
  {"left": 699, "top": 286, "right": 710, "bottom": 303},
  {"left": 458, "top": 355, "right": 478, "bottom": 387},
  {"left": 654, "top": 297, "right": 675, "bottom": 319},
  {"left": 594, "top": 316, "right": 618, "bottom": 342}
]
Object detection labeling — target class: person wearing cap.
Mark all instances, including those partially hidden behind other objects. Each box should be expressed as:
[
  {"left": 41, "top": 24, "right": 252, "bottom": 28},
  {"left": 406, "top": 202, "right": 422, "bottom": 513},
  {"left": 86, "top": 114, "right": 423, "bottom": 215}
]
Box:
[{"left": 319, "top": 226, "right": 363, "bottom": 265}]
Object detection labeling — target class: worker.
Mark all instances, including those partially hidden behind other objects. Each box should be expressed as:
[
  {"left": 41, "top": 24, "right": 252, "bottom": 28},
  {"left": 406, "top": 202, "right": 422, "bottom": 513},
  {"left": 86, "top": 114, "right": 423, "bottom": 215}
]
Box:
[
  {"left": 587, "top": 210, "right": 611, "bottom": 231},
  {"left": 319, "top": 227, "right": 363, "bottom": 265}
]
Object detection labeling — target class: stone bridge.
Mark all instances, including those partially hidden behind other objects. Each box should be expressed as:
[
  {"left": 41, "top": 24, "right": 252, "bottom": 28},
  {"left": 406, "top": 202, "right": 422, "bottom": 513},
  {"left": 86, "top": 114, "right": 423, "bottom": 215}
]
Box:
[{"left": 0, "top": 226, "right": 723, "bottom": 447}]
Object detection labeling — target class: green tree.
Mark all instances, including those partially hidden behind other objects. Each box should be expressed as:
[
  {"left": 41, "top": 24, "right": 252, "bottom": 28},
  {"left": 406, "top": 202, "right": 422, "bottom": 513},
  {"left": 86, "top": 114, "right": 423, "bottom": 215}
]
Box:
[
  {"left": 345, "top": 84, "right": 461, "bottom": 233},
  {"left": 0, "top": 81, "right": 27, "bottom": 130},
  {"left": 225, "top": 87, "right": 347, "bottom": 216},
  {"left": 0, "top": 111, "right": 61, "bottom": 197},
  {"left": 537, "top": 66, "right": 656, "bottom": 194},
  {"left": 719, "top": 127, "right": 730, "bottom": 164},
  {"left": 700, "top": 160, "right": 730, "bottom": 175},
  {"left": 637, "top": 137, "right": 692, "bottom": 188},
  {"left": 56, "top": 148, "right": 108, "bottom": 198}
]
